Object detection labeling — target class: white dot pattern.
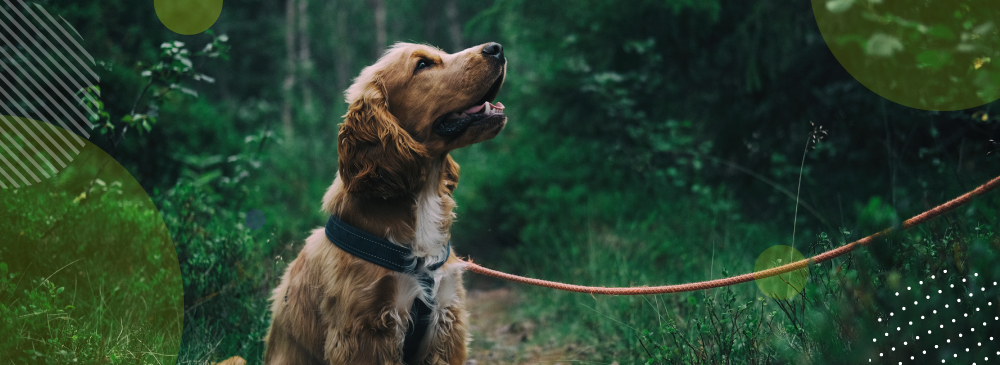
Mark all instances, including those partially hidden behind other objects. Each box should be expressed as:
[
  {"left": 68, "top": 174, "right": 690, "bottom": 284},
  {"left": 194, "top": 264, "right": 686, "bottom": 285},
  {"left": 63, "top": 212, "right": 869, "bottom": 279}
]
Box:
[{"left": 869, "top": 271, "right": 997, "bottom": 363}]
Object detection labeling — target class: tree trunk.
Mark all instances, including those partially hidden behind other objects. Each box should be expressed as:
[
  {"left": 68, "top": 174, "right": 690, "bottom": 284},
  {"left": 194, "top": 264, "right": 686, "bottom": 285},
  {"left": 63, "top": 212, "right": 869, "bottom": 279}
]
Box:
[
  {"left": 445, "top": 0, "right": 463, "bottom": 51},
  {"left": 298, "top": 0, "right": 314, "bottom": 120},
  {"left": 371, "top": 0, "right": 387, "bottom": 57},
  {"left": 281, "top": 0, "right": 297, "bottom": 136},
  {"left": 335, "top": 2, "right": 353, "bottom": 95},
  {"left": 423, "top": 0, "right": 440, "bottom": 43}
]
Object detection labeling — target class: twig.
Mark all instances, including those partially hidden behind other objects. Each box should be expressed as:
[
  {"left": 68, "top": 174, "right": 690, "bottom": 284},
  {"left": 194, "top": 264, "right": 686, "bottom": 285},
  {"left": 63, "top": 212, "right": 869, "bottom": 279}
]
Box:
[
  {"left": 30, "top": 258, "right": 83, "bottom": 293},
  {"left": 636, "top": 333, "right": 654, "bottom": 360},
  {"left": 791, "top": 125, "right": 814, "bottom": 251},
  {"left": 130, "top": 79, "right": 154, "bottom": 116},
  {"left": 114, "top": 78, "right": 155, "bottom": 149}
]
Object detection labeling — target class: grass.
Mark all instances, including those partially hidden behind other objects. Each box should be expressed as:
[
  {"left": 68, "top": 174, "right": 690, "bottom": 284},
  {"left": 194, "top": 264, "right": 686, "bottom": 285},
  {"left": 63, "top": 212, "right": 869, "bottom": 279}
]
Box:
[
  {"left": 461, "top": 193, "right": 1000, "bottom": 364},
  {"left": 6, "top": 127, "right": 997, "bottom": 365},
  {"left": 0, "top": 143, "right": 183, "bottom": 364},
  {"left": 445, "top": 118, "right": 1000, "bottom": 363},
  {"left": 5, "top": 107, "right": 997, "bottom": 365}
]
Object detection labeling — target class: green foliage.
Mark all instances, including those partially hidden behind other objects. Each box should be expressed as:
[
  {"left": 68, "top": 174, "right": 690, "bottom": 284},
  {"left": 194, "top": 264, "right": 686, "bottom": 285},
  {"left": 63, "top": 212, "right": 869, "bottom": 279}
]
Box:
[
  {"left": 85, "top": 32, "right": 229, "bottom": 146},
  {"left": 818, "top": 0, "right": 1000, "bottom": 109},
  {"left": 158, "top": 178, "right": 275, "bottom": 363},
  {"left": 11, "top": 0, "right": 997, "bottom": 364},
  {"left": 0, "top": 151, "right": 182, "bottom": 364},
  {"left": 152, "top": 128, "right": 276, "bottom": 363},
  {"left": 0, "top": 272, "right": 79, "bottom": 364}
]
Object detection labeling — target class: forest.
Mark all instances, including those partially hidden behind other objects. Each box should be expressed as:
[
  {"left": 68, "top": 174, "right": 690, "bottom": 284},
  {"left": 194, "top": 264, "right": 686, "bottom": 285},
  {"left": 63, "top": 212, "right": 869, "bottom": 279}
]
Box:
[{"left": 2, "top": 0, "right": 1000, "bottom": 364}]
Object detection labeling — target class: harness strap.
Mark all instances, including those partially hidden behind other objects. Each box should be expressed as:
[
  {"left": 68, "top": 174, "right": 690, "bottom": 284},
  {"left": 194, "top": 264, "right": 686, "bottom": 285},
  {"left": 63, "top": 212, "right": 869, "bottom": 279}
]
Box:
[{"left": 323, "top": 215, "right": 450, "bottom": 364}]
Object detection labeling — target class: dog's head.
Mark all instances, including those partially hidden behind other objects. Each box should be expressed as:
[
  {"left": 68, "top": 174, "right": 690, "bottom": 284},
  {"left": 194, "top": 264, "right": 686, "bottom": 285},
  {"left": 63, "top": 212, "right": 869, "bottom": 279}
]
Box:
[{"left": 338, "top": 42, "right": 507, "bottom": 199}]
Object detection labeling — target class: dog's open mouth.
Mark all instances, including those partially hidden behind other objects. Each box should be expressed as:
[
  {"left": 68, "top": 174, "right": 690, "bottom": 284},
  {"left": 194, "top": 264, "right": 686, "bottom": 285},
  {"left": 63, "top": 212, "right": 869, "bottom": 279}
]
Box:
[{"left": 433, "top": 71, "right": 506, "bottom": 137}]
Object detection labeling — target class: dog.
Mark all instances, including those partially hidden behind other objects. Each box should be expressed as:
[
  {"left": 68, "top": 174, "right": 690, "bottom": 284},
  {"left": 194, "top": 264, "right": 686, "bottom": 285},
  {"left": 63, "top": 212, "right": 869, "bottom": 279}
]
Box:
[{"left": 264, "top": 42, "right": 507, "bottom": 365}]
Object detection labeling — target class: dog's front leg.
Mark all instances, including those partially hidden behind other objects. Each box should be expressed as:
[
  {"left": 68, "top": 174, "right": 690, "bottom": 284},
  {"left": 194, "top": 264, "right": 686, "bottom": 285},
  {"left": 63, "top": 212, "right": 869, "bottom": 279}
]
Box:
[
  {"left": 324, "top": 275, "right": 406, "bottom": 365},
  {"left": 418, "top": 304, "right": 470, "bottom": 365}
]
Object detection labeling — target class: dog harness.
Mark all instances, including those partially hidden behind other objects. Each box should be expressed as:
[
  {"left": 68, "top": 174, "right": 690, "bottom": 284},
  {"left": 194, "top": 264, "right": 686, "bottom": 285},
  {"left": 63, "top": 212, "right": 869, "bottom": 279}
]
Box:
[{"left": 323, "top": 215, "right": 450, "bottom": 364}]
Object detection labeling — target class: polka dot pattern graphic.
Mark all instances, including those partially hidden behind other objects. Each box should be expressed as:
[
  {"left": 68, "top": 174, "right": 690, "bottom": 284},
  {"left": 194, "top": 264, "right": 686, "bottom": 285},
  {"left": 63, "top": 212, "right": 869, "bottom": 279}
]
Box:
[{"left": 870, "top": 270, "right": 999, "bottom": 363}]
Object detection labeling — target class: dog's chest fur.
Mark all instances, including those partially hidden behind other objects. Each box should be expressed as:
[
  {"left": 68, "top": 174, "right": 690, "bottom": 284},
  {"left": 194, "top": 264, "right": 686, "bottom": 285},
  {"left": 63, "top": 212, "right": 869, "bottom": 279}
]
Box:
[
  {"left": 405, "top": 163, "right": 455, "bottom": 265},
  {"left": 378, "top": 161, "right": 467, "bottom": 361},
  {"left": 266, "top": 161, "right": 469, "bottom": 364}
]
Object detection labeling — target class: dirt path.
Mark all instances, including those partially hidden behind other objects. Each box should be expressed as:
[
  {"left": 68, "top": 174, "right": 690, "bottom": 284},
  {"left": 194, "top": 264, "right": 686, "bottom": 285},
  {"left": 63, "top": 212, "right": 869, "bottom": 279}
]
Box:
[{"left": 465, "top": 288, "right": 594, "bottom": 365}]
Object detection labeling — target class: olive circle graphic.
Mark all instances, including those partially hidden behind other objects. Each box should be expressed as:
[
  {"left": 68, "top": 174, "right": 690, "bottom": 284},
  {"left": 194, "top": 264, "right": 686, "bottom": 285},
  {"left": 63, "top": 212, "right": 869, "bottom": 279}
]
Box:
[
  {"left": 812, "top": 0, "right": 1000, "bottom": 111},
  {"left": 754, "top": 245, "right": 810, "bottom": 300},
  {"left": 0, "top": 118, "right": 183, "bottom": 362},
  {"left": 154, "top": 0, "right": 224, "bottom": 35}
]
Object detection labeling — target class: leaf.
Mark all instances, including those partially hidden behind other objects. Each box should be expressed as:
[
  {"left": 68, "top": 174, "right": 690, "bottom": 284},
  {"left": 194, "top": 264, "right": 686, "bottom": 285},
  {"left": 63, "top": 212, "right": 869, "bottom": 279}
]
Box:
[
  {"left": 825, "top": 0, "right": 854, "bottom": 13},
  {"left": 916, "top": 49, "right": 951, "bottom": 70},
  {"left": 973, "top": 22, "right": 994, "bottom": 35},
  {"left": 194, "top": 169, "right": 223, "bottom": 186},
  {"left": 926, "top": 25, "right": 955, "bottom": 40},
  {"left": 141, "top": 70, "right": 152, "bottom": 77},
  {"left": 866, "top": 33, "right": 903, "bottom": 57},
  {"left": 195, "top": 74, "right": 216, "bottom": 83},
  {"left": 179, "top": 87, "right": 199, "bottom": 97},
  {"left": 834, "top": 34, "right": 867, "bottom": 47},
  {"left": 974, "top": 57, "right": 990, "bottom": 70}
]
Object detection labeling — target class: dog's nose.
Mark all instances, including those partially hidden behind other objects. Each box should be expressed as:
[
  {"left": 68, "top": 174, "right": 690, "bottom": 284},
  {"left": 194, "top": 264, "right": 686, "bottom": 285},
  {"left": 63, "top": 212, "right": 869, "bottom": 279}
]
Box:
[{"left": 481, "top": 42, "right": 504, "bottom": 59}]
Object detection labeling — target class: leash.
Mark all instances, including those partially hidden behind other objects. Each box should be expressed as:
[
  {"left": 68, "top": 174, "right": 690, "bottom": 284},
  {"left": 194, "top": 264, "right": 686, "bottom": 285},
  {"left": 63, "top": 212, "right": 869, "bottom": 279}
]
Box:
[{"left": 461, "top": 174, "right": 1000, "bottom": 295}]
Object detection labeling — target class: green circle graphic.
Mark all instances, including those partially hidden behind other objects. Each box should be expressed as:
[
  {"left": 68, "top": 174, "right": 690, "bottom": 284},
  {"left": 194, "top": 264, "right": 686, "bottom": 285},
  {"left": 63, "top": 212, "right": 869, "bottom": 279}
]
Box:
[
  {"left": 0, "top": 117, "right": 183, "bottom": 362},
  {"left": 812, "top": 0, "right": 1000, "bottom": 111},
  {"left": 754, "top": 245, "right": 809, "bottom": 300},
  {"left": 154, "top": 0, "right": 224, "bottom": 35}
]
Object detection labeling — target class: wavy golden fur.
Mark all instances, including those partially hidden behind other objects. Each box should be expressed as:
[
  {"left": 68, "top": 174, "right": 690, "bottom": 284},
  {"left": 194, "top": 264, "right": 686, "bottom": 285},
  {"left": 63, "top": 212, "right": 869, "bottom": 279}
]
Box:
[{"left": 264, "top": 42, "right": 507, "bottom": 364}]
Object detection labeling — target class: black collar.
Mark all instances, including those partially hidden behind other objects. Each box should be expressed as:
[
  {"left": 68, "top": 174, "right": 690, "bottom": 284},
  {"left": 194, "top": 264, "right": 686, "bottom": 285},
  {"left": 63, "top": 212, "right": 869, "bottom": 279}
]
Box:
[
  {"left": 323, "top": 215, "right": 449, "bottom": 363},
  {"left": 324, "top": 214, "right": 450, "bottom": 273}
]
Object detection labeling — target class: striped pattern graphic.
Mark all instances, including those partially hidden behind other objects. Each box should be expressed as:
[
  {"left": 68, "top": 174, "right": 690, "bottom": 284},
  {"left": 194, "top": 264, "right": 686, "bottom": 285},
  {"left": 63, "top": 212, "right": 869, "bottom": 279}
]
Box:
[{"left": 0, "top": 0, "right": 98, "bottom": 189}]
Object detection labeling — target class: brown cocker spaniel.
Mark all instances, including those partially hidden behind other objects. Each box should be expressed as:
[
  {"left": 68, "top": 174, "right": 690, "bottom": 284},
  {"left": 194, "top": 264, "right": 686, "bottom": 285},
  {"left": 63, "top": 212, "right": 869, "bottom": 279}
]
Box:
[{"left": 264, "top": 42, "right": 507, "bottom": 364}]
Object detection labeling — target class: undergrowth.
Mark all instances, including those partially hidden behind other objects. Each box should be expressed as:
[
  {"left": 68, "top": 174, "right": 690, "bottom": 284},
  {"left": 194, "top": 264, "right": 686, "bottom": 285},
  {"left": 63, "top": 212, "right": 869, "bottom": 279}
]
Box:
[{"left": 0, "top": 147, "right": 182, "bottom": 364}]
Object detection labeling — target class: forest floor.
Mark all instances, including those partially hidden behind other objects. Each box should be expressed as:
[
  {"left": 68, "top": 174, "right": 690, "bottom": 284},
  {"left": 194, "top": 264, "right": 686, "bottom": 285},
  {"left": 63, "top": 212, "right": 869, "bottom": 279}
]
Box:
[{"left": 465, "top": 288, "right": 600, "bottom": 365}]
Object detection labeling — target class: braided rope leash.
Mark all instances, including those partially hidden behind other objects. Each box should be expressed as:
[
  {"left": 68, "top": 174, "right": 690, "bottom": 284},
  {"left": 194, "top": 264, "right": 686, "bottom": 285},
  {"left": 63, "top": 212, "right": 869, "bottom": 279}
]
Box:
[{"left": 461, "top": 174, "right": 1000, "bottom": 295}]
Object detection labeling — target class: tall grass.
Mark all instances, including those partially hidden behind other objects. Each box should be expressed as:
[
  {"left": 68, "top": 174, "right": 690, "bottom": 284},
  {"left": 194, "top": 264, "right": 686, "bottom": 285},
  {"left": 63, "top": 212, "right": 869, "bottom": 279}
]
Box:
[
  {"left": 451, "top": 125, "right": 1000, "bottom": 364},
  {"left": 1, "top": 145, "right": 183, "bottom": 364}
]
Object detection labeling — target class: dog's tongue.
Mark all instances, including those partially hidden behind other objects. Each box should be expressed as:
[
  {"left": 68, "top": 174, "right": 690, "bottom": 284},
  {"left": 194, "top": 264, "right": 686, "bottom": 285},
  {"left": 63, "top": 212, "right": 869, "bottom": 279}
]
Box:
[
  {"left": 464, "top": 103, "right": 485, "bottom": 114},
  {"left": 463, "top": 101, "right": 505, "bottom": 114}
]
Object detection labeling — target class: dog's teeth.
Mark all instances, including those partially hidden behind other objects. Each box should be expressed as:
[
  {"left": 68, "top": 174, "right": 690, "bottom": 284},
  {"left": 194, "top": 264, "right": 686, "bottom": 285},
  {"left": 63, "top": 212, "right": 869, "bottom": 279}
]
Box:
[{"left": 485, "top": 103, "right": 492, "bottom": 114}]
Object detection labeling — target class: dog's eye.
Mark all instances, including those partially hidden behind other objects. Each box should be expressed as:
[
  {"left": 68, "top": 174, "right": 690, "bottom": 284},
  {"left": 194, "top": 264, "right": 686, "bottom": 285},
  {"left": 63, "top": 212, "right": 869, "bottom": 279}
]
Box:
[{"left": 415, "top": 59, "right": 432, "bottom": 72}]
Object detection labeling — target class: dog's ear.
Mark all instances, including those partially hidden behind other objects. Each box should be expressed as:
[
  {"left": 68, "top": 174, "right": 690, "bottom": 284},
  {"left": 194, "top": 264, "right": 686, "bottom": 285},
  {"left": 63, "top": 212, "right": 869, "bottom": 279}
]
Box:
[{"left": 338, "top": 75, "right": 428, "bottom": 199}]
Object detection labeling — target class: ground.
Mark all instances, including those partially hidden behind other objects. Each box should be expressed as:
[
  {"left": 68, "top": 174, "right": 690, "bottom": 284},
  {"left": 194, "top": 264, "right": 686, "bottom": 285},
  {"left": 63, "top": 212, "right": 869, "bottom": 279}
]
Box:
[{"left": 465, "top": 288, "right": 598, "bottom": 365}]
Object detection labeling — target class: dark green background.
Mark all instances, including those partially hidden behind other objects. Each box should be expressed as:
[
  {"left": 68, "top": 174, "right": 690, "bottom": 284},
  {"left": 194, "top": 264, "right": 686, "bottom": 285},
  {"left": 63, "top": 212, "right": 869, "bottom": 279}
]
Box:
[{"left": 2, "top": 0, "right": 999, "bottom": 363}]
